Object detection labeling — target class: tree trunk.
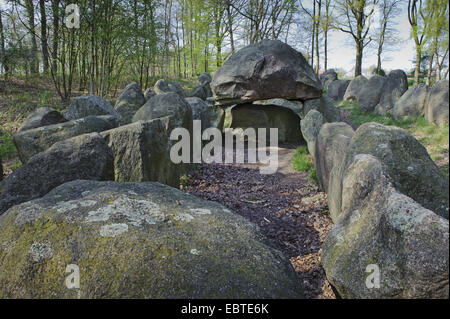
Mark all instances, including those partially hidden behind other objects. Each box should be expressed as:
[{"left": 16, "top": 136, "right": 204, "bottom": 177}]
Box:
[
  {"left": 414, "top": 47, "right": 421, "bottom": 86},
  {"left": 51, "top": 0, "right": 59, "bottom": 75},
  {"left": 39, "top": 0, "right": 49, "bottom": 74},
  {"left": 355, "top": 41, "right": 363, "bottom": 77},
  {"left": 226, "top": 2, "right": 235, "bottom": 54},
  {"left": 25, "top": 0, "right": 39, "bottom": 74}
]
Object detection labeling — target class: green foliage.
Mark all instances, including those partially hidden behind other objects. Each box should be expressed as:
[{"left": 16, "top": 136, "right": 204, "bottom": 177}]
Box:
[
  {"left": 293, "top": 146, "right": 313, "bottom": 172},
  {"left": 0, "top": 131, "right": 16, "bottom": 160},
  {"left": 180, "top": 174, "right": 190, "bottom": 187}
]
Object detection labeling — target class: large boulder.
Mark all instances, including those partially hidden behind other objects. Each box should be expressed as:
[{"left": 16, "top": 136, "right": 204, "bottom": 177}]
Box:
[
  {"left": 342, "top": 122, "right": 449, "bottom": 220},
  {"left": 114, "top": 82, "right": 146, "bottom": 125},
  {"left": 144, "top": 88, "right": 157, "bottom": 101},
  {"left": 0, "top": 133, "right": 113, "bottom": 215},
  {"left": 154, "top": 79, "right": 172, "bottom": 95},
  {"left": 64, "top": 95, "right": 119, "bottom": 120},
  {"left": 326, "top": 80, "right": 350, "bottom": 102},
  {"left": 168, "top": 81, "right": 186, "bottom": 98},
  {"left": 230, "top": 104, "right": 302, "bottom": 144},
  {"left": 252, "top": 98, "right": 303, "bottom": 117},
  {"left": 322, "top": 154, "right": 449, "bottom": 299},
  {"left": 343, "top": 75, "right": 368, "bottom": 101},
  {"left": 391, "top": 83, "right": 429, "bottom": 120},
  {"left": 198, "top": 72, "right": 212, "bottom": 86},
  {"left": 357, "top": 75, "right": 386, "bottom": 112},
  {"left": 300, "top": 110, "right": 325, "bottom": 159},
  {"left": 302, "top": 96, "right": 341, "bottom": 123},
  {"left": 13, "top": 115, "right": 118, "bottom": 164},
  {"left": 0, "top": 180, "right": 303, "bottom": 298},
  {"left": 185, "top": 97, "right": 210, "bottom": 132},
  {"left": 0, "top": 158, "right": 3, "bottom": 182},
  {"left": 210, "top": 106, "right": 225, "bottom": 131},
  {"left": 425, "top": 80, "right": 449, "bottom": 126},
  {"left": 188, "top": 85, "right": 209, "bottom": 101},
  {"left": 320, "top": 69, "right": 338, "bottom": 91},
  {"left": 132, "top": 92, "right": 193, "bottom": 133},
  {"left": 374, "top": 70, "right": 408, "bottom": 115},
  {"left": 101, "top": 119, "right": 183, "bottom": 188},
  {"left": 211, "top": 39, "right": 322, "bottom": 106},
  {"left": 314, "top": 122, "right": 354, "bottom": 195},
  {"left": 18, "top": 107, "right": 67, "bottom": 133}
]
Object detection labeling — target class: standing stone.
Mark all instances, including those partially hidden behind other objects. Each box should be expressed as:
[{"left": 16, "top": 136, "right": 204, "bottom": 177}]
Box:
[
  {"left": 211, "top": 39, "right": 322, "bottom": 106},
  {"left": 198, "top": 72, "right": 212, "bottom": 85},
  {"left": 322, "top": 154, "right": 449, "bottom": 299},
  {"left": 144, "top": 88, "right": 157, "bottom": 101},
  {"left": 132, "top": 92, "right": 193, "bottom": 133},
  {"left": 13, "top": 115, "right": 118, "bottom": 164},
  {"left": 0, "top": 157, "right": 3, "bottom": 182},
  {"left": 343, "top": 75, "right": 368, "bottom": 101},
  {"left": 0, "top": 133, "right": 113, "bottom": 215},
  {"left": 342, "top": 122, "right": 449, "bottom": 220},
  {"left": 114, "top": 82, "right": 146, "bottom": 125},
  {"left": 18, "top": 107, "right": 67, "bottom": 133},
  {"left": 188, "top": 85, "right": 208, "bottom": 100},
  {"left": 392, "top": 83, "right": 429, "bottom": 120},
  {"left": 357, "top": 75, "right": 386, "bottom": 112},
  {"left": 185, "top": 97, "right": 211, "bottom": 132},
  {"left": 154, "top": 79, "right": 172, "bottom": 95},
  {"left": 300, "top": 110, "right": 325, "bottom": 159},
  {"left": 64, "top": 95, "right": 119, "bottom": 120},
  {"left": 326, "top": 80, "right": 350, "bottom": 101},
  {"left": 425, "top": 80, "right": 449, "bottom": 127},
  {"left": 101, "top": 119, "right": 183, "bottom": 188},
  {"left": 168, "top": 81, "right": 186, "bottom": 98},
  {"left": 374, "top": 69, "right": 408, "bottom": 115},
  {"left": 0, "top": 180, "right": 303, "bottom": 299},
  {"left": 320, "top": 69, "right": 338, "bottom": 91},
  {"left": 302, "top": 96, "right": 341, "bottom": 123}
]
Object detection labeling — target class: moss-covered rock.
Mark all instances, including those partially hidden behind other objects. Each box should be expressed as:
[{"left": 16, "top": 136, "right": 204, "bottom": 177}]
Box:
[
  {"left": 0, "top": 180, "right": 302, "bottom": 299},
  {"left": 64, "top": 95, "right": 119, "bottom": 120},
  {"left": 322, "top": 154, "right": 449, "bottom": 299},
  {"left": 18, "top": 107, "right": 67, "bottom": 133}
]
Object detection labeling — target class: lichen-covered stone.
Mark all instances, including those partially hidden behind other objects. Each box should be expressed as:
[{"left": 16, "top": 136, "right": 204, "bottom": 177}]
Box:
[
  {"left": 168, "top": 81, "right": 186, "bottom": 98},
  {"left": 320, "top": 69, "right": 338, "bottom": 91},
  {"left": 0, "top": 180, "right": 303, "bottom": 299},
  {"left": 154, "top": 79, "right": 172, "bottom": 95},
  {"left": 342, "top": 122, "right": 449, "bottom": 220},
  {"left": 185, "top": 97, "right": 210, "bottom": 132},
  {"left": 18, "top": 107, "right": 67, "bottom": 133},
  {"left": 322, "top": 154, "right": 449, "bottom": 299},
  {"left": 13, "top": 115, "right": 118, "bottom": 164},
  {"left": 114, "top": 82, "right": 146, "bottom": 125},
  {"left": 0, "top": 133, "right": 113, "bottom": 215},
  {"left": 64, "top": 95, "right": 119, "bottom": 120}
]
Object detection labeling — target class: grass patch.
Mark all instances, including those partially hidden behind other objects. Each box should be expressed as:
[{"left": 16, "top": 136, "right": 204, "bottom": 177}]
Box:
[{"left": 293, "top": 146, "right": 318, "bottom": 183}]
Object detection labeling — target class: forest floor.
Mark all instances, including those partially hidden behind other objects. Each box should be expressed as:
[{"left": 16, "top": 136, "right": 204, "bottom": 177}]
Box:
[{"left": 184, "top": 145, "right": 336, "bottom": 299}]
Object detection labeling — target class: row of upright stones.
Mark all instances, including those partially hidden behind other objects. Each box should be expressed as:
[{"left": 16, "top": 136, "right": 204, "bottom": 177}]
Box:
[{"left": 321, "top": 68, "right": 449, "bottom": 127}]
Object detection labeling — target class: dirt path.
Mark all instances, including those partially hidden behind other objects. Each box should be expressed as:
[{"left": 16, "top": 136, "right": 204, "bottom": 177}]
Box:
[{"left": 184, "top": 145, "right": 336, "bottom": 299}]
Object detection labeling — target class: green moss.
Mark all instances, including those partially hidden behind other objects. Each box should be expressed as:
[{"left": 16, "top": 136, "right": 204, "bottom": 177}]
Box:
[{"left": 293, "top": 146, "right": 314, "bottom": 172}]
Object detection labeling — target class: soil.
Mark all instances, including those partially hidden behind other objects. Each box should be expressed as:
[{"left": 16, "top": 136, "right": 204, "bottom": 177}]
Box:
[{"left": 184, "top": 144, "right": 336, "bottom": 299}]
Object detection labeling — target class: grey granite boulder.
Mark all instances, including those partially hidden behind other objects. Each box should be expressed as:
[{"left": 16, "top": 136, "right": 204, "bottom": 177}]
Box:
[
  {"left": 425, "top": 80, "right": 449, "bottom": 127},
  {"left": 114, "top": 82, "right": 146, "bottom": 125},
  {"left": 64, "top": 95, "right": 119, "bottom": 120},
  {"left": 18, "top": 107, "right": 67, "bottom": 133},
  {"left": 322, "top": 154, "right": 449, "bottom": 299},
  {"left": 343, "top": 75, "right": 368, "bottom": 101},
  {"left": 0, "top": 133, "right": 113, "bottom": 215},
  {"left": 374, "top": 70, "right": 408, "bottom": 115},
  {"left": 391, "top": 83, "right": 429, "bottom": 120},
  {"left": 320, "top": 69, "right": 338, "bottom": 91},
  {"left": 302, "top": 96, "right": 341, "bottom": 123},
  {"left": 211, "top": 39, "right": 322, "bottom": 106},
  {"left": 300, "top": 110, "right": 325, "bottom": 159},
  {"left": 357, "top": 75, "right": 386, "bottom": 112},
  {"left": 326, "top": 80, "right": 350, "bottom": 102},
  {"left": 13, "top": 115, "right": 118, "bottom": 164},
  {"left": 0, "top": 180, "right": 303, "bottom": 298}
]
